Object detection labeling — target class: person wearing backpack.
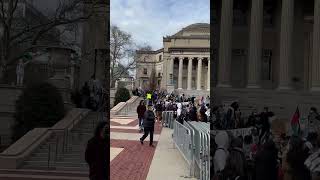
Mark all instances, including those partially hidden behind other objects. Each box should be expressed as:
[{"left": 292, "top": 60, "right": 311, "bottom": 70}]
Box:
[
  {"left": 224, "top": 137, "right": 248, "bottom": 180},
  {"left": 140, "top": 104, "right": 156, "bottom": 147},
  {"left": 213, "top": 131, "right": 230, "bottom": 179}
]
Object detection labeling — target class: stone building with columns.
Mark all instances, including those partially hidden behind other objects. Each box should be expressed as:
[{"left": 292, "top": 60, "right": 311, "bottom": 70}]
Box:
[
  {"left": 213, "top": 0, "right": 320, "bottom": 119},
  {"left": 136, "top": 23, "right": 210, "bottom": 96}
]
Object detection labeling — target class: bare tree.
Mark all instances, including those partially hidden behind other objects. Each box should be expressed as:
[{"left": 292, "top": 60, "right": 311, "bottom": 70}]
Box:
[
  {"left": 110, "top": 25, "right": 133, "bottom": 88},
  {"left": 0, "top": 0, "right": 102, "bottom": 83}
]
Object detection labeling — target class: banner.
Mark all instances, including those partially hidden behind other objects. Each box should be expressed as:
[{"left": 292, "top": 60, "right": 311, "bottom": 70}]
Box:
[{"left": 211, "top": 127, "right": 253, "bottom": 137}]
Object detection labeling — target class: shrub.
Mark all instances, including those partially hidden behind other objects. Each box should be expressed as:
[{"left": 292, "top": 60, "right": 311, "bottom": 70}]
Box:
[
  {"left": 114, "top": 87, "right": 131, "bottom": 106},
  {"left": 12, "top": 82, "right": 66, "bottom": 141}
]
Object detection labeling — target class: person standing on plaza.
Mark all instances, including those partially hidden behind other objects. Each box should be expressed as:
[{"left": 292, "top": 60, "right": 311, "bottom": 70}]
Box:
[
  {"left": 146, "top": 91, "right": 152, "bottom": 105},
  {"left": 155, "top": 101, "right": 163, "bottom": 122},
  {"left": 225, "top": 102, "right": 238, "bottom": 129},
  {"left": 308, "top": 107, "right": 320, "bottom": 134},
  {"left": 189, "top": 103, "right": 198, "bottom": 122},
  {"left": 16, "top": 58, "right": 31, "bottom": 86},
  {"left": 85, "top": 122, "right": 108, "bottom": 180},
  {"left": 213, "top": 131, "right": 230, "bottom": 176},
  {"left": 283, "top": 136, "right": 311, "bottom": 180},
  {"left": 137, "top": 100, "right": 146, "bottom": 132},
  {"left": 140, "top": 104, "right": 155, "bottom": 147},
  {"left": 255, "top": 138, "right": 279, "bottom": 180}
]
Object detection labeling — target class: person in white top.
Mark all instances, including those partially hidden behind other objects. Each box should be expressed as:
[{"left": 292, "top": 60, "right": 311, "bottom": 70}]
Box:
[{"left": 214, "top": 131, "right": 230, "bottom": 173}]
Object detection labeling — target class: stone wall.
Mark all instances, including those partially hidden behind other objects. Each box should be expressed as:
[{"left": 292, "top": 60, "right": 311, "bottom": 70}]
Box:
[
  {"left": 0, "top": 85, "right": 23, "bottom": 146},
  {"left": 110, "top": 88, "right": 116, "bottom": 108}
]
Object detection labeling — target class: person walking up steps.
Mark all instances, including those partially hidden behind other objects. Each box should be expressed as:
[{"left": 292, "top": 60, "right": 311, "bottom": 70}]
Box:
[{"left": 140, "top": 103, "right": 155, "bottom": 147}]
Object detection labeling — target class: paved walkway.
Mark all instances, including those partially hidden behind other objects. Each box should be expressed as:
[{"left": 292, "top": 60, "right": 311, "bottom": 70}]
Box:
[
  {"left": 147, "top": 128, "right": 197, "bottom": 180},
  {"left": 110, "top": 113, "right": 193, "bottom": 180}
]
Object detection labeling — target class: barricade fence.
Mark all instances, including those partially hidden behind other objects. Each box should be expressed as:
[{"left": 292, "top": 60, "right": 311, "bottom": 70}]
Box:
[
  {"left": 162, "top": 111, "right": 174, "bottom": 128},
  {"left": 172, "top": 120, "right": 210, "bottom": 180}
]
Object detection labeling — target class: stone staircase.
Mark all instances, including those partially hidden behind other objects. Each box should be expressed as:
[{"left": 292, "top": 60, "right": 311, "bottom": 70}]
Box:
[{"left": 9, "top": 111, "right": 103, "bottom": 179}]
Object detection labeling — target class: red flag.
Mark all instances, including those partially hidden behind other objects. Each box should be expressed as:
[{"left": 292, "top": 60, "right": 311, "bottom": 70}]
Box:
[
  {"left": 291, "top": 106, "right": 300, "bottom": 135},
  {"left": 291, "top": 107, "right": 300, "bottom": 125}
]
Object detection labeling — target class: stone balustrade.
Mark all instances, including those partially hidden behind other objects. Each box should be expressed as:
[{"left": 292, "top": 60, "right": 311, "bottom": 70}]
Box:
[
  {"left": 0, "top": 108, "right": 90, "bottom": 169},
  {"left": 110, "top": 96, "right": 141, "bottom": 116}
]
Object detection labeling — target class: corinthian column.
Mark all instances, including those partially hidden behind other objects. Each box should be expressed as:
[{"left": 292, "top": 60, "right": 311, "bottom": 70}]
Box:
[
  {"left": 278, "top": 0, "right": 294, "bottom": 90},
  {"left": 247, "top": 0, "right": 263, "bottom": 88},
  {"left": 207, "top": 59, "right": 210, "bottom": 91},
  {"left": 217, "top": 0, "right": 233, "bottom": 87},
  {"left": 311, "top": 0, "right": 320, "bottom": 91},
  {"left": 187, "top": 57, "right": 193, "bottom": 90},
  {"left": 178, "top": 57, "right": 183, "bottom": 89},
  {"left": 169, "top": 57, "right": 174, "bottom": 85},
  {"left": 197, "top": 57, "right": 203, "bottom": 90}
]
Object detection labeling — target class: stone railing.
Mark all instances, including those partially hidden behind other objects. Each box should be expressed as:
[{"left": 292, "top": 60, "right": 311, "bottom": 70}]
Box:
[
  {"left": 0, "top": 85, "right": 24, "bottom": 146},
  {"left": 110, "top": 96, "right": 141, "bottom": 116},
  {"left": 0, "top": 108, "right": 90, "bottom": 169},
  {"left": 0, "top": 84, "right": 23, "bottom": 113}
]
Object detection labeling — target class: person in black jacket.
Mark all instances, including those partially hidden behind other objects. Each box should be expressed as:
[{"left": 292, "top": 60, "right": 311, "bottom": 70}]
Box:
[
  {"left": 255, "top": 138, "right": 278, "bottom": 180},
  {"left": 85, "top": 122, "right": 108, "bottom": 180},
  {"left": 140, "top": 104, "right": 155, "bottom": 147},
  {"left": 286, "top": 136, "right": 311, "bottom": 180},
  {"left": 189, "top": 104, "right": 198, "bottom": 122}
]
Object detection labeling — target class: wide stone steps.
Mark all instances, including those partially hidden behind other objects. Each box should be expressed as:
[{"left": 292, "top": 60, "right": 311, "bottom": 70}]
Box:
[
  {"left": 19, "top": 111, "right": 100, "bottom": 172},
  {"left": 0, "top": 168, "right": 89, "bottom": 179},
  {"left": 0, "top": 169, "right": 88, "bottom": 177}
]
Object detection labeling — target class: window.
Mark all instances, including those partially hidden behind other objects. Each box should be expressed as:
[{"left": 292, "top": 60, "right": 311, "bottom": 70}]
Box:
[
  {"left": 159, "top": 55, "right": 162, "bottom": 61},
  {"left": 143, "top": 68, "right": 147, "bottom": 75}
]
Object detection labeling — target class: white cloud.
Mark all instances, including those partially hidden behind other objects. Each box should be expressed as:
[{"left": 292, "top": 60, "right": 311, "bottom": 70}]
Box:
[{"left": 111, "top": 0, "right": 209, "bottom": 50}]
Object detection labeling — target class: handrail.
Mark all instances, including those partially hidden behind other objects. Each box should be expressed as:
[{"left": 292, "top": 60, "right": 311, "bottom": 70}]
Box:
[
  {"left": 47, "top": 144, "right": 51, "bottom": 169},
  {"left": 0, "top": 109, "right": 89, "bottom": 157}
]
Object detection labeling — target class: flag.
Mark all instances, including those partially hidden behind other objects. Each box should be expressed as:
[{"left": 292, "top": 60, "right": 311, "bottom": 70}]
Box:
[{"left": 291, "top": 106, "right": 300, "bottom": 136}]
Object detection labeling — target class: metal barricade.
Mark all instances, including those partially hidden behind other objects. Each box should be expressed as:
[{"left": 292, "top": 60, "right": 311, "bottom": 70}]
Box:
[
  {"left": 172, "top": 120, "right": 210, "bottom": 180},
  {"left": 187, "top": 121, "right": 210, "bottom": 180},
  {"left": 173, "top": 120, "right": 194, "bottom": 177},
  {"left": 162, "top": 111, "right": 174, "bottom": 128}
]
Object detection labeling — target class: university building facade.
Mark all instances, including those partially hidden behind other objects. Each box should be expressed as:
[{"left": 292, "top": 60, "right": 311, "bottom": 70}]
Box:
[
  {"left": 213, "top": 0, "right": 320, "bottom": 119},
  {"left": 136, "top": 23, "right": 210, "bottom": 96}
]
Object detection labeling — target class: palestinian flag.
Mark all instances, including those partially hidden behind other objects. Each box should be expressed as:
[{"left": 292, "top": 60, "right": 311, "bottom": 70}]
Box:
[{"left": 291, "top": 106, "right": 300, "bottom": 136}]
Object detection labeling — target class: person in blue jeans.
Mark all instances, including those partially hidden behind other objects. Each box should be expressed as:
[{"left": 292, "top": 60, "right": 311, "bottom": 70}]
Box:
[{"left": 137, "top": 100, "right": 146, "bottom": 132}]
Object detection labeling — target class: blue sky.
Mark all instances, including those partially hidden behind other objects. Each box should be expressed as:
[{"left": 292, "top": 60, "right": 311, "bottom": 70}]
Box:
[{"left": 111, "top": 0, "right": 210, "bottom": 50}]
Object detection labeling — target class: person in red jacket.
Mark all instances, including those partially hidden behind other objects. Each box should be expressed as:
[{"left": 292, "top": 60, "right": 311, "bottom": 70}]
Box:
[{"left": 137, "top": 100, "right": 146, "bottom": 132}]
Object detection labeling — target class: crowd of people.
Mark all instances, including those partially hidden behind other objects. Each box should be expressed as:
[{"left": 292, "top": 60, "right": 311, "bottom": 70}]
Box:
[
  {"left": 211, "top": 102, "right": 320, "bottom": 180},
  {"left": 72, "top": 75, "right": 105, "bottom": 111},
  {"left": 137, "top": 90, "right": 211, "bottom": 124},
  {"left": 136, "top": 89, "right": 211, "bottom": 147}
]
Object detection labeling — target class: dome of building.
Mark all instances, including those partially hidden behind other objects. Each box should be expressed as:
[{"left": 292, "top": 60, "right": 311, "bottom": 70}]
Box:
[{"left": 172, "top": 23, "right": 210, "bottom": 37}]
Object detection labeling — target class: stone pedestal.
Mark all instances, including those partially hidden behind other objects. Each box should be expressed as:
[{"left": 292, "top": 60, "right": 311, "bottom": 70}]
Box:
[{"left": 47, "top": 47, "right": 75, "bottom": 109}]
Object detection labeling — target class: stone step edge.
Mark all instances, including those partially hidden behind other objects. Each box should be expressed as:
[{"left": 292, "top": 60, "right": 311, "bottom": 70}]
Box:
[
  {"left": 0, "top": 169, "right": 88, "bottom": 178},
  {"left": 0, "top": 174, "right": 88, "bottom": 180}
]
